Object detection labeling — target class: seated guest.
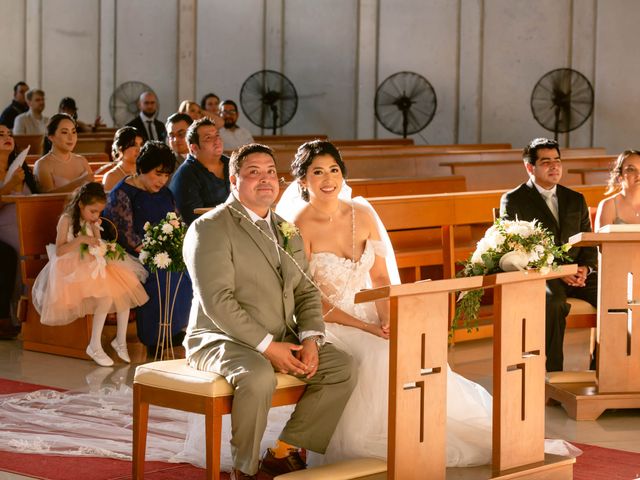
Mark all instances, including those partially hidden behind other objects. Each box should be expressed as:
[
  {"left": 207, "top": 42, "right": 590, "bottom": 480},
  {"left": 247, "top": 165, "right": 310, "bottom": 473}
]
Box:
[
  {"left": 595, "top": 149, "right": 640, "bottom": 229},
  {"left": 33, "top": 114, "right": 94, "bottom": 193},
  {"left": 126, "top": 91, "right": 166, "bottom": 142},
  {"left": 13, "top": 88, "right": 48, "bottom": 135},
  {"left": 103, "top": 142, "right": 192, "bottom": 354},
  {"left": 0, "top": 122, "right": 38, "bottom": 338},
  {"left": 58, "top": 97, "right": 104, "bottom": 133},
  {"left": 102, "top": 127, "right": 144, "bottom": 190},
  {"left": 199, "top": 92, "right": 224, "bottom": 130},
  {"left": 218, "top": 100, "right": 254, "bottom": 151},
  {"left": 0, "top": 82, "right": 29, "bottom": 129},
  {"left": 165, "top": 112, "right": 193, "bottom": 167},
  {"left": 178, "top": 100, "right": 203, "bottom": 122},
  {"left": 169, "top": 118, "right": 229, "bottom": 225},
  {"left": 500, "top": 137, "right": 597, "bottom": 372}
]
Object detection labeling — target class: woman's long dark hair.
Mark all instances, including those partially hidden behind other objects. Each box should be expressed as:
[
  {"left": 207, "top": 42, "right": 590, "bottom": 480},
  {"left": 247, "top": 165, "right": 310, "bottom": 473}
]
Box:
[{"left": 1, "top": 122, "right": 38, "bottom": 193}]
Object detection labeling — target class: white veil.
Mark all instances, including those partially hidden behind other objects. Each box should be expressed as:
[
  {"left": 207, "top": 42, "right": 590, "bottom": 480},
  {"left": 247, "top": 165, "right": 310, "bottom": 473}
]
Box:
[{"left": 275, "top": 180, "right": 401, "bottom": 285}]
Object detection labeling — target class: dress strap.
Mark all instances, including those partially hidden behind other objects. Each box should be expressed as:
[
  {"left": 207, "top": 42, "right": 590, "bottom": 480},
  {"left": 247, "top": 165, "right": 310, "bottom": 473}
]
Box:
[{"left": 351, "top": 203, "right": 356, "bottom": 263}]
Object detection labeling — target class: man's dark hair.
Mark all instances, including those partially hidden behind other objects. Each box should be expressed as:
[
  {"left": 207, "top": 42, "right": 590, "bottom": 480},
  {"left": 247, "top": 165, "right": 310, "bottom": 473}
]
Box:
[
  {"left": 165, "top": 112, "right": 193, "bottom": 132},
  {"left": 186, "top": 117, "right": 216, "bottom": 147},
  {"left": 523, "top": 137, "right": 560, "bottom": 166},
  {"left": 220, "top": 99, "right": 238, "bottom": 111},
  {"left": 13, "top": 81, "right": 27, "bottom": 94},
  {"left": 229, "top": 143, "right": 275, "bottom": 177}
]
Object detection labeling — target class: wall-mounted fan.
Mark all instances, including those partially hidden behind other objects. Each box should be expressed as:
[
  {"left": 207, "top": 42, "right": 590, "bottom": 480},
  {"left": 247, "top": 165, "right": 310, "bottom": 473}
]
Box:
[
  {"left": 109, "top": 81, "right": 154, "bottom": 127},
  {"left": 239, "top": 70, "right": 298, "bottom": 135},
  {"left": 374, "top": 71, "right": 437, "bottom": 138},
  {"left": 530, "top": 68, "right": 594, "bottom": 140}
]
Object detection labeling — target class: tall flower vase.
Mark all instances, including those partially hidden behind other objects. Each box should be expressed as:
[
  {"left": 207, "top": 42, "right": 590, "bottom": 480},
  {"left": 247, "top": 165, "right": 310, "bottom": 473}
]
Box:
[{"left": 154, "top": 270, "right": 185, "bottom": 361}]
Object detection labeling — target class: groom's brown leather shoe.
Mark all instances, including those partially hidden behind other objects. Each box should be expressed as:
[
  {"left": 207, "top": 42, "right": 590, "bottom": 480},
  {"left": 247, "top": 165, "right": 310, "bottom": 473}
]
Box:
[
  {"left": 260, "top": 448, "right": 307, "bottom": 476},
  {"left": 230, "top": 468, "right": 256, "bottom": 480}
]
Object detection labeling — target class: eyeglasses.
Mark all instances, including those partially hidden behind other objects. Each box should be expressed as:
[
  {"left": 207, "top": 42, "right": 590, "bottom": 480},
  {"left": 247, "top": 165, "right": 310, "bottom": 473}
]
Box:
[{"left": 221, "top": 109, "right": 237, "bottom": 115}]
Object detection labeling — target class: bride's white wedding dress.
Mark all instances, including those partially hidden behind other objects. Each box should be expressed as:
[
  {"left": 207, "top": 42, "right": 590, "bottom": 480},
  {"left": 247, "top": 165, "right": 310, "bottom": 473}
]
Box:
[{"left": 308, "top": 238, "right": 493, "bottom": 466}]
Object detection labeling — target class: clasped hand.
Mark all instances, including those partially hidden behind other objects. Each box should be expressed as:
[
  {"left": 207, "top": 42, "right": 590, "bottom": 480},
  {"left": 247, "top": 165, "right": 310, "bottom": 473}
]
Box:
[
  {"left": 562, "top": 265, "right": 589, "bottom": 287},
  {"left": 263, "top": 339, "right": 318, "bottom": 379}
]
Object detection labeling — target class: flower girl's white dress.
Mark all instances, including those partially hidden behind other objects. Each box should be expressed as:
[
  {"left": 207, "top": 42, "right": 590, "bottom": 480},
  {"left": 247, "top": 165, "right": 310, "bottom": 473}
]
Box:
[{"left": 31, "top": 215, "right": 148, "bottom": 325}]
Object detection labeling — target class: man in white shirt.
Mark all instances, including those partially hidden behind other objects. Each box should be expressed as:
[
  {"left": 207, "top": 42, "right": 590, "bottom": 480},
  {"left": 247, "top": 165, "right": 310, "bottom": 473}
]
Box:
[
  {"left": 13, "top": 89, "right": 48, "bottom": 135},
  {"left": 126, "top": 91, "right": 166, "bottom": 143},
  {"left": 500, "top": 137, "right": 598, "bottom": 372},
  {"left": 218, "top": 100, "right": 254, "bottom": 152},
  {"left": 165, "top": 112, "right": 193, "bottom": 167}
]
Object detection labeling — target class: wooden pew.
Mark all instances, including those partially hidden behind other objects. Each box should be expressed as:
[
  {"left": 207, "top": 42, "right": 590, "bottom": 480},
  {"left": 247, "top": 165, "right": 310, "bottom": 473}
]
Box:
[
  {"left": 13, "top": 134, "right": 43, "bottom": 155},
  {"left": 276, "top": 175, "right": 467, "bottom": 202},
  {"left": 1, "top": 192, "right": 94, "bottom": 357},
  {"left": 74, "top": 137, "right": 112, "bottom": 155},
  {"left": 567, "top": 166, "right": 611, "bottom": 185},
  {"left": 441, "top": 154, "right": 616, "bottom": 190},
  {"left": 274, "top": 146, "right": 605, "bottom": 177}
]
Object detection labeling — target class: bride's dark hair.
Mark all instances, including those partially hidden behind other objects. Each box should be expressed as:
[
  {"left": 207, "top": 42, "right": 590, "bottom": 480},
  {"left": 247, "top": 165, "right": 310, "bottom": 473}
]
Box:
[{"left": 291, "top": 140, "right": 347, "bottom": 201}]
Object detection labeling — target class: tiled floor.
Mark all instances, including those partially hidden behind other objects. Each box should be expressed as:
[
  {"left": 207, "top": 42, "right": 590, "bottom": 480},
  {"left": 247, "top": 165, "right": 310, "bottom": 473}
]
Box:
[{"left": 0, "top": 328, "right": 639, "bottom": 479}]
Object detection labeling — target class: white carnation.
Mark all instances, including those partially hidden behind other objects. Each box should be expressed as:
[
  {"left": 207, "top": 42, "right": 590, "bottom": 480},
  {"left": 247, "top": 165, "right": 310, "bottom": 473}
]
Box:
[
  {"left": 161, "top": 223, "right": 174, "bottom": 235},
  {"left": 153, "top": 252, "right": 172, "bottom": 269}
]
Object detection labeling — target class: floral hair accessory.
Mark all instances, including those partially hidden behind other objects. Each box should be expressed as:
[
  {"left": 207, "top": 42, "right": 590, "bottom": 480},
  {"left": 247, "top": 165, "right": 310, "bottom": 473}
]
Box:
[{"left": 453, "top": 217, "right": 572, "bottom": 333}]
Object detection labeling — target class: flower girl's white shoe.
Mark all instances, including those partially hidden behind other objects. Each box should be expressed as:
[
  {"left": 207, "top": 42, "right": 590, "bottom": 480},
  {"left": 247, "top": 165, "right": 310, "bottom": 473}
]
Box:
[
  {"left": 86, "top": 345, "right": 114, "bottom": 367},
  {"left": 110, "top": 339, "right": 131, "bottom": 363}
]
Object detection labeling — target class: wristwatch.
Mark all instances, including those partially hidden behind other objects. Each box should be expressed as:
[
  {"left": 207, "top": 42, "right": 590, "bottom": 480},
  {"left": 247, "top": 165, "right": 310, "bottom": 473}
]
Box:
[{"left": 306, "top": 335, "right": 325, "bottom": 351}]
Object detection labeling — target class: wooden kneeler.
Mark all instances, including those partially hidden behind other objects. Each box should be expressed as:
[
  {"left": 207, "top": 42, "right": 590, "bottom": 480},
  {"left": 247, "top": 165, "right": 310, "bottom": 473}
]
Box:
[{"left": 132, "top": 359, "right": 306, "bottom": 480}]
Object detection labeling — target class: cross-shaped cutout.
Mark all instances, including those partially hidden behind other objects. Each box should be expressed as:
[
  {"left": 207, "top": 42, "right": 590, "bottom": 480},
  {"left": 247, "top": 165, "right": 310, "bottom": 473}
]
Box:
[
  {"left": 607, "top": 272, "right": 636, "bottom": 356},
  {"left": 402, "top": 333, "right": 442, "bottom": 442},
  {"left": 506, "top": 318, "right": 540, "bottom": 421}
]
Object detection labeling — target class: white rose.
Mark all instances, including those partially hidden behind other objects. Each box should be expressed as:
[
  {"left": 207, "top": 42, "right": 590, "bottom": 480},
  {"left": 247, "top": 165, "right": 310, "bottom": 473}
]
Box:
[
  {"left": 539, "top": 266, "right": 551, "bottom": 275},
  {"left": 167, "top": 212, "right": 178, "bottom": 221},
  {"left": 139, "top": 250, "right": 149, "bottom": 263},
  {"left": 161, "top": 223, "right": 174, "bottom": 235},
  {"left": 143, "top": 221, "right": 152, "bottom": 231},
  {"left": 153, "top": 252, "right": 172, "bottom": 269}
]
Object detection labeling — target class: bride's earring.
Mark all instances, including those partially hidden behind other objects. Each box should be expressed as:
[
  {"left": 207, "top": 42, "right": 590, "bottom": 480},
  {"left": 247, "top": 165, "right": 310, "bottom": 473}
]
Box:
[{"left": 299, "top": 182, "right": 309, "bottom": 201}]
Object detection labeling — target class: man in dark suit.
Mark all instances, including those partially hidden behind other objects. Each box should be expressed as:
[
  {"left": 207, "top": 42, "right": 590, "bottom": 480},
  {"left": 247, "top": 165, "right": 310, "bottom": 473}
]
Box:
[
  {"left": 0, "top": 81, "right": 29, "bottom": 129},
  {"left": 500, "top": 137, "right": 598, "bottom": 372},
  {"left": 126, "top": 91, "right": 166, "bottom": 142}
]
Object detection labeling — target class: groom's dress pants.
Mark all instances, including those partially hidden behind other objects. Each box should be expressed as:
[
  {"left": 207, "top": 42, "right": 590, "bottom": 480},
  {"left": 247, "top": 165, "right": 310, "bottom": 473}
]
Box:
[{"left": 190, "top": 339, "right": 357, "bottom": 475}]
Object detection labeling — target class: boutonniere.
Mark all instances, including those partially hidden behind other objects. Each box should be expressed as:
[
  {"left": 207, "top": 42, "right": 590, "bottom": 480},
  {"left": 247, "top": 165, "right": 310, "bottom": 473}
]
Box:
[{"left": 278, "top": 221, "right": 300, "bottom": 254}]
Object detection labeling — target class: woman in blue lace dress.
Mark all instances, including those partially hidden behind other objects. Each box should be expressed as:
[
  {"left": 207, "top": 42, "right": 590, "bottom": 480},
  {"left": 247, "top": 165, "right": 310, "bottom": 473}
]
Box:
[{"left": 103, "top": 141, "right": 192, "bottom": 354}]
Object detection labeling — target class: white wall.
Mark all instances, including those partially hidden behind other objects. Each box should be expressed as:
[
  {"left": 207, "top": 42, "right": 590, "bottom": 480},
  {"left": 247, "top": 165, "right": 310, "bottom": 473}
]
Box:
[{"left": 0, "top": 0, "right": 638, "bottom": 153}]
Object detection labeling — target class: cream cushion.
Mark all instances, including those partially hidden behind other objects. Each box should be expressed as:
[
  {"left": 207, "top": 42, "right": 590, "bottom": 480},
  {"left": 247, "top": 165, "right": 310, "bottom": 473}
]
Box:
[
  {"left": 275, "top": 458, "right": 387, "bottom": 479},
  {"left": 134, "top": 359, "right": 305, "bottom": 397},
  {"left": 567, "top": 297, "right": 597, "bottom": 315},
  {"left": 546, "top": 370, "right": 596, "bottom": 384}
]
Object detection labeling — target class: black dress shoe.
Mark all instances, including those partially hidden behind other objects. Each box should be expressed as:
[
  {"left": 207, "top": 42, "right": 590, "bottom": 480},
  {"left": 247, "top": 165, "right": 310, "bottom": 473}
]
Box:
[
  {"left": 260, "top": 448, "right": 306, "bottom": 476},
  {"left": 230, "top": 468, "right": 256, "bottom": 480}
]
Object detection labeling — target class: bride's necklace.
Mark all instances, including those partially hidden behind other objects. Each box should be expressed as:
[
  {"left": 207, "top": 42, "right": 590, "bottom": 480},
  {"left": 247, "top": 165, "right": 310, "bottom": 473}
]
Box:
[
  {"left": 116, "top": 162, "right": 135, "bottom": 177},
  {"left": 309, "top": 201, "right": 341, "bottom": 222}
]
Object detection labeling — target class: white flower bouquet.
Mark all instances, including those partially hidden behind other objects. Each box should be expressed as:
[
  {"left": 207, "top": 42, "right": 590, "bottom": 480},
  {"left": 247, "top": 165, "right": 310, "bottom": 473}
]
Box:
[
  {"left": 139, "top": 212, "right": 187, "bottom": 273},
  {"left": 453, "top": 218, "right": 571, "bottom": 331}
]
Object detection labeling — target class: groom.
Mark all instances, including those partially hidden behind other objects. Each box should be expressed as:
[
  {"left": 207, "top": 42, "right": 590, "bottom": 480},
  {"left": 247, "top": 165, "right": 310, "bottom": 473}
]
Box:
[{"left": 182, "top": 143, "right": 356, "bottom": 479}]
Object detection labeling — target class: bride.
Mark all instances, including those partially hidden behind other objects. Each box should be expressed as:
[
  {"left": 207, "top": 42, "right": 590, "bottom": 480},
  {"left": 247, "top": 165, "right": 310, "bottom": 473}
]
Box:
[{"left": 276, "top": 139, "right": 493, "bottom": 466}]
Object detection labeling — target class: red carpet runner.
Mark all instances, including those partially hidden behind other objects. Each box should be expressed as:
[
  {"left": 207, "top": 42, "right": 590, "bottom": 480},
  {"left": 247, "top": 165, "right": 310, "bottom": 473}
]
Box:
[{"left": 0, "top": 378, "right": 638, "bottom": 479}]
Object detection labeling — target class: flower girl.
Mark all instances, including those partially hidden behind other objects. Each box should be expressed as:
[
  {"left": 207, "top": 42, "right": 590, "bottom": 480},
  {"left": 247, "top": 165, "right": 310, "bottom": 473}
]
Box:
[{"left": 32, "top": 182, "right": 149, "bottom": 366}]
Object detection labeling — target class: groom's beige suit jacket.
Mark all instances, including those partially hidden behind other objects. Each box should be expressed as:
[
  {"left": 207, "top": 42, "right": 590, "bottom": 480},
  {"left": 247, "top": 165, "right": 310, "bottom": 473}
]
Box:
[{"left": 183, "top": 194, "right": 324, "bottom": 357}]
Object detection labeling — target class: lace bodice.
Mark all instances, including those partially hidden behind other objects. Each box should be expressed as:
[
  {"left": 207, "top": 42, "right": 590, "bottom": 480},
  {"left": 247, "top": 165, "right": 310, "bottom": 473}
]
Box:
[{"left": 309, "top": 239, "right": 386, "bottom": 323}]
